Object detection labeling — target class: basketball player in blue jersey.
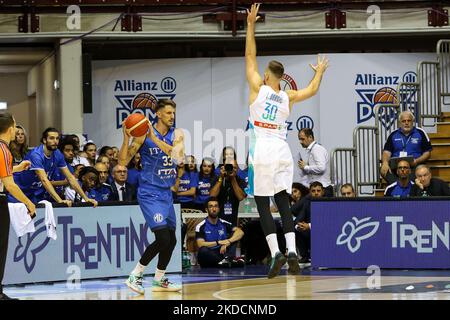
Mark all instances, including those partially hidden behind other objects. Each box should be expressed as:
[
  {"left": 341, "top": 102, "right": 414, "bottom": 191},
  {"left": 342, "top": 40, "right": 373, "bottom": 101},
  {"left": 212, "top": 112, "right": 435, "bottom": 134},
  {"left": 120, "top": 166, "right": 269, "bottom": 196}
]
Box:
[
  {"left": 9, "top": 127, "right": 98, "bottom": 207},
  {"left": 246, "top": 3, "right": 328, "bottom": 278},
  {"left": 119, "top": 99, "right": 185, "bottom": 294}
]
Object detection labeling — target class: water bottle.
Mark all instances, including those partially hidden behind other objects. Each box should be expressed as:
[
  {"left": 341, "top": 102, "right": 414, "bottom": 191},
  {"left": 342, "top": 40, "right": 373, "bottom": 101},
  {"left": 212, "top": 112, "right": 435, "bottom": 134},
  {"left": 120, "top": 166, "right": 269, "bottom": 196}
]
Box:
[
  {"left": 243, "top": 198, "right": 251, "bottom": 213},
  {"left": 182, "top": 251, "right": 191, "bottom": 269}
]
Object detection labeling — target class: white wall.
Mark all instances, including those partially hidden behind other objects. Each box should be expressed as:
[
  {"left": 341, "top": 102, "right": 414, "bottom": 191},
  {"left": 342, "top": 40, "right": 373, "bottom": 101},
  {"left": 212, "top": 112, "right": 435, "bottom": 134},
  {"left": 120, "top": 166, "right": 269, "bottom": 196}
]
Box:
[{"left": 85, "top": 52, "right": 436, "bottom": 180}]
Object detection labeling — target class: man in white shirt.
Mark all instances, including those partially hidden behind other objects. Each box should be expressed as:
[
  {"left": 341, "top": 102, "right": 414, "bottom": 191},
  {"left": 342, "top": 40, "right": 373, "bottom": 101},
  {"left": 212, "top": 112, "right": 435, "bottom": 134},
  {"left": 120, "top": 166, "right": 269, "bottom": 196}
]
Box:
[{"left": 297, "top": 128, "right": 334, "bottom": 197}]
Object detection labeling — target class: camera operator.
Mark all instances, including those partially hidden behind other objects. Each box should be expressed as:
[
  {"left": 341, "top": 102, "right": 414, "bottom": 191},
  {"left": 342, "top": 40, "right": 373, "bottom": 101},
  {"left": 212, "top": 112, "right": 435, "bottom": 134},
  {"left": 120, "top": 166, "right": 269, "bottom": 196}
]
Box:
[{"left": 210, "top": 159, "right": 247, "bottom": 227}]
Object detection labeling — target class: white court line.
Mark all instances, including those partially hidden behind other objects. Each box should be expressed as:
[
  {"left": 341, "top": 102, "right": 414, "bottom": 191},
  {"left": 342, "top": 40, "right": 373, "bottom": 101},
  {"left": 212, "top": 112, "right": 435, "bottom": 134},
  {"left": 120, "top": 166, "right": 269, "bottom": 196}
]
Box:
[
  {"left": 210, "top": 275, "right": 374, "bottom": 300},
  {"left": 212, "top": 282, "right": 285, "bottom": 300}
]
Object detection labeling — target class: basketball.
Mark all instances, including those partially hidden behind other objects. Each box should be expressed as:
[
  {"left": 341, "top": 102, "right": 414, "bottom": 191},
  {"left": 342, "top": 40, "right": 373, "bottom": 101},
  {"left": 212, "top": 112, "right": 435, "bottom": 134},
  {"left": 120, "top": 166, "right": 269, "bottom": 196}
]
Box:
[
  {"left": 132, "top": 92, "right": 158, "bottom": 111},
  {"left": 374, "top": 87, "right": 399, "bottom": 104},
  {"left": 124, "top": 113, "right": 150, "bottom": 137}
]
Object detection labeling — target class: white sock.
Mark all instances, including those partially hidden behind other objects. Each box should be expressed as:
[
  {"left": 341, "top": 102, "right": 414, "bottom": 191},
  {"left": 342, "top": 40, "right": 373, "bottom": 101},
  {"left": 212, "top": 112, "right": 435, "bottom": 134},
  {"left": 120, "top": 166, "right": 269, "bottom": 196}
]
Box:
[
  {"left": 132, "top": 262, "right": 145, "bottom": 275},
  {"left": 266, "top": 233, "right": 280, "bottom": 258},
  {"left": 284, "top": 232, "right": 297, "bottom": 255},
  {"left": 154, "top": 268, "right": 166, "bottom": 282}
]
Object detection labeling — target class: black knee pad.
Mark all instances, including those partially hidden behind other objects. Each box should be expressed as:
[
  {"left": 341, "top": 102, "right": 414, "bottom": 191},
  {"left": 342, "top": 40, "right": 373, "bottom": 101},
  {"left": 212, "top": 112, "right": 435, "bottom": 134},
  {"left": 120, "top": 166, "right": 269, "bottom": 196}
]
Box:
[
  {"left": 154, "top": 228, "right": 172, "bottom": 251},
  {"left": 168, "top": 229, "right": 177, "bottom": 250}
]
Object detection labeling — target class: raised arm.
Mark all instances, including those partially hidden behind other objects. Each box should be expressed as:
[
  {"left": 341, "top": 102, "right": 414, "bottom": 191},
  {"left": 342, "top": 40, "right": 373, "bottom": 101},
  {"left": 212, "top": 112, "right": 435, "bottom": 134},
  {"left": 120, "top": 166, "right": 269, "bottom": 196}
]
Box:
[
  {"left": 246, "top": 3, "right": 263, "bottom": 103},
  {"left": 287, "top": 55, "right": 329, "bottom": 107},
  {"left": 118, "top": 121, "right": 146, "bottom": 167}
]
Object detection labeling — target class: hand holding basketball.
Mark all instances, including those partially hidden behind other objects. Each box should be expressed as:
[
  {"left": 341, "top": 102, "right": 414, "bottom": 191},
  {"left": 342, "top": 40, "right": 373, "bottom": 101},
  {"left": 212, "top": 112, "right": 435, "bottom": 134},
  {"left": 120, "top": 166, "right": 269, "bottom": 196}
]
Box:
[
  {"left": 124, "top": 114, "right": 150, "bottom": 138},
  {"left": 122, "top": 120, "right": 132, "bottom": 139},
  {"left": 310, "top": 54, "right": 329, "bottom": 74}
]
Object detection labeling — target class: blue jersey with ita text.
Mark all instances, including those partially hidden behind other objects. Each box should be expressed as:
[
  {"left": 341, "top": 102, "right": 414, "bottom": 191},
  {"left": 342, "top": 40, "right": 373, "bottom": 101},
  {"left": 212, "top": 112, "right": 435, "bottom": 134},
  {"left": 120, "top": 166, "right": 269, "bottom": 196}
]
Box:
[{"left": 138, "top": 127, "right": 177, "bottom": 190}]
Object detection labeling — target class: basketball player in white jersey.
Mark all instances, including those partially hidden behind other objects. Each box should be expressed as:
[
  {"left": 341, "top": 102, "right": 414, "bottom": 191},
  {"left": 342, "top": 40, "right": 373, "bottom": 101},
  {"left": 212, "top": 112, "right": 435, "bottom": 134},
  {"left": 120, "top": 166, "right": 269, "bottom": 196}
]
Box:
[{"left": 245, "top": 3, "right": 328, "bottom": 278}]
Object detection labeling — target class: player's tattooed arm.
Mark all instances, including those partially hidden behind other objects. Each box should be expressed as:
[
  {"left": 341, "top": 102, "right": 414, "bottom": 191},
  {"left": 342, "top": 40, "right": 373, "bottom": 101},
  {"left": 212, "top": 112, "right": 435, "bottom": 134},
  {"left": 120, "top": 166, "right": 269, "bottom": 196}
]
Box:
[
  {"left": 118, "top": 121, "right": 145, "bottom": 166},
  {"left": 287, "top": 54, "right": 329, "bottom": 107},
  {"left": 149, "top": 127, "right": 185, "bottom": 166},
  {"left": 171, "top": 128, "right": 185, "bottom": 165}
]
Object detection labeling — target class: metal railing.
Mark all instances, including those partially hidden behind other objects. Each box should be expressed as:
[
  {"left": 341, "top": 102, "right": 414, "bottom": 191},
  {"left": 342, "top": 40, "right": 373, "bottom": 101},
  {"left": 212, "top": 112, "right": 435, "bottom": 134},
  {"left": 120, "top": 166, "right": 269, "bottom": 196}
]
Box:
[
  {"left": 417, "top": 61, "right": 441, "bottom": 127},
  {"left": 330, "top": 148, "right": 356, "bottom": 196},
  {"left": 353, "top": 126, "right": 378, "bottom": 195},
  {"left": 330, "top": 39, "right": 449, "bottom": 196},
  {"left": 437, "top": 40, "right": 450, "bottom": 105},
  {"left": 374, "top": 103, "right": 401, "bottom": 155},
  {"left": 397, "top": 81, "right": 420, "bottom": 122}
]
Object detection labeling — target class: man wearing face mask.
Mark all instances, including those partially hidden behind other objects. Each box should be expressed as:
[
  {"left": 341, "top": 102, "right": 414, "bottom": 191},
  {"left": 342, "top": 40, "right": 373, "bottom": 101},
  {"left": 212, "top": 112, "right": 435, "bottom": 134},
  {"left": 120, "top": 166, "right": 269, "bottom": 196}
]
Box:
[{"left": 381, "top": 111, "right": 432, "bottom": 184}]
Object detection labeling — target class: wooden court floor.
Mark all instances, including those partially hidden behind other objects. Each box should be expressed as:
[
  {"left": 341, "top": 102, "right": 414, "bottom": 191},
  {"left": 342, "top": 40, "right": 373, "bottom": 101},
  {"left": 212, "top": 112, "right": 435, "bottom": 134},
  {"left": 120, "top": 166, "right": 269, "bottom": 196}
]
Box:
[{"left": 5, "top": 266, "right": 450, "bottom": 300}]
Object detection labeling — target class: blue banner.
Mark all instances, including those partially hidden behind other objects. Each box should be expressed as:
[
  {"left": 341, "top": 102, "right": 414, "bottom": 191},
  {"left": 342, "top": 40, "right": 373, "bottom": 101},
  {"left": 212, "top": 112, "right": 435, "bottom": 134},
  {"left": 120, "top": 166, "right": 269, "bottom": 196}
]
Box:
[
  {"left": 311, "top": 199, "right": 450, "bottom": 269},
  {"left": 4, "top": 204, "right": 181, "bottom": 285}
]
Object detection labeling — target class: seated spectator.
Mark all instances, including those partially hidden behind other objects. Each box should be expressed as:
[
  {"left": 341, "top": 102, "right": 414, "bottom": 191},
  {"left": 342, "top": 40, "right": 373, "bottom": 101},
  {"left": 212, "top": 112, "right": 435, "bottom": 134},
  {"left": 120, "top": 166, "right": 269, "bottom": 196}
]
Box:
[
  {"left": 384, "top": 159, "right": 414, "bottom": 197},
  {"left": 410, "top": 165, "right": 450, "bottom": 197},
  {"left": 9, "top": 125, "right": 29, "bottom": 166},
  {"left": 291, "top": 181, "right": 325, "bottom": 266},
  {"left": 52, "top": 138, "right": 77, "bottom": 198},
  {"left": 66, "top": 134, "right": 90, "bottom": 166},
  {"left": 126, "top": 153, "right": 141, "bottom": 189},
  {"left": 96, "top": 155, "right": 110, "bottom": 171},
  {"left": 109, "top": 164, "right": 136, "bottom": 201},
  {"left": 111, "top": 146, "right": 119, "bottom": 169},
  {"left": 83, "top": 142, "right": 97, "bottom": 167},
  {"left": 194, "top": 157, "right": 216, "bottom": 211},
  {"left": 175, "top": 155, "right": 198, "bottom": 209},
  {"left": 72, "top": 166, "right": 99, "bottom": 202},
  {"left": 210, "top": 159, "right": 247, "bottom": 227},
  {"left": 94, "top": 162, "right": 113, "bottom": 201},
  {"left": 195, "top": 198, "right": 244, "bottom": 268},
  {"left": 297, "top": 128, "right": 334, "bottom": 197},
  {"left": 99, "top": 146, "right": 114, "bottom": 162},
  {"left": 340, "top": 183, "right": 356, "bottom": 197},
  {"left": 381, "top": 111, "right": 432, "bottom": 184},
  {"left": 290, "top": 182, "right": 309, "bottom": 206},
  {"left": 9, "top": 127, "right": 96, "bottom": 206},
  {"left": 271, "top": 182, "right": 309, "bottom": 212},
  {"left": 73, "top": 164, "right": 84, "bottom": 179}
]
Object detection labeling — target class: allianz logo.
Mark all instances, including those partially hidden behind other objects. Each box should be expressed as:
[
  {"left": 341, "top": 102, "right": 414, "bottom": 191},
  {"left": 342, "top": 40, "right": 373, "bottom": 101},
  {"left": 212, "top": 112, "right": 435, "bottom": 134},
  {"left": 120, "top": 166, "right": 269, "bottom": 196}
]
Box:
[{"left": 336, "top": 216, "right": 450, "bottom": 254}]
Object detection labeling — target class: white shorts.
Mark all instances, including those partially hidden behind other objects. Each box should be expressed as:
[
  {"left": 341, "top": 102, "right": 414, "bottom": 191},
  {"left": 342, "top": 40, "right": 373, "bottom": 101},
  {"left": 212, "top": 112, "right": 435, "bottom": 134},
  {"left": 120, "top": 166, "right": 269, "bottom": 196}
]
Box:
[{"left": 247, "top": 138, "right": 294, "bottom": 196}]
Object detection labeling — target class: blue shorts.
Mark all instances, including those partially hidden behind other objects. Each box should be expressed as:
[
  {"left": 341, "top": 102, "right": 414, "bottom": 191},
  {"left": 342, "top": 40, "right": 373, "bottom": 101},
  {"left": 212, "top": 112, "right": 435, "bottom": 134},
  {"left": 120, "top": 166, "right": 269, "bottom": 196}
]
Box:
[{"left": 138, "top": 187, "right": 176, "bottom": 231}]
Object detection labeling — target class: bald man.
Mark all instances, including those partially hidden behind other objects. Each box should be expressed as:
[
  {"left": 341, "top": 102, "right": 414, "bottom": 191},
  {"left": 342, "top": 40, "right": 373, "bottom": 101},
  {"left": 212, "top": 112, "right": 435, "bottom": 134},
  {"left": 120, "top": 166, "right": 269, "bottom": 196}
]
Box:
[
  {"left": 410, "top": 165, "right": 450, "bottom": 197},
  {"left": 110, "top": 164, "right": 136, "bottom": 201},
  {"left": 94, "top": 162, "right": 113, "bottom": 201}
]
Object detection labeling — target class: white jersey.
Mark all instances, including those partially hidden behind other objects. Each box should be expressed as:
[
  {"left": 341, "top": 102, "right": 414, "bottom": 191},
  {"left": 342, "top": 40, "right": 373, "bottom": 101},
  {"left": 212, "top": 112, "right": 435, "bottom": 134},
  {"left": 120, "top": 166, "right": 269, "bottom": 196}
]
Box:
[
  {"left": 246, "top": 85, "right": 294, "bottom": 196},
  {"left": 249, "top": 85, "right": 290, "bottom": 140}
]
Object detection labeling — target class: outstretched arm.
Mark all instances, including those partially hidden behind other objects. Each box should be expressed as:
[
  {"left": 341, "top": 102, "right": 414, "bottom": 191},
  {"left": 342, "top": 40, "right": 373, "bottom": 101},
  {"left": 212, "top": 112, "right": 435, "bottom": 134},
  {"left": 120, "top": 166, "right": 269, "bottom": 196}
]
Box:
[
  {"left": 287, "top": 55, "right": 329, "bottom": 106},
  {"left": 246, "top": 3, "right": 263, "bottom": 104}
]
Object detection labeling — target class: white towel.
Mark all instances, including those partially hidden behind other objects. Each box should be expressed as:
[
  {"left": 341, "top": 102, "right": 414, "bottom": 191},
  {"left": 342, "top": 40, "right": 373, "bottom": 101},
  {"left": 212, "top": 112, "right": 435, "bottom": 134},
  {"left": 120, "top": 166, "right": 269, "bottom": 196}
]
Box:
[
  {"left": 39, "top": 200, "right": 57, "bottom": 240},
  {"left": 8, "top": 203, "right": 35, "bottom": 237}
]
